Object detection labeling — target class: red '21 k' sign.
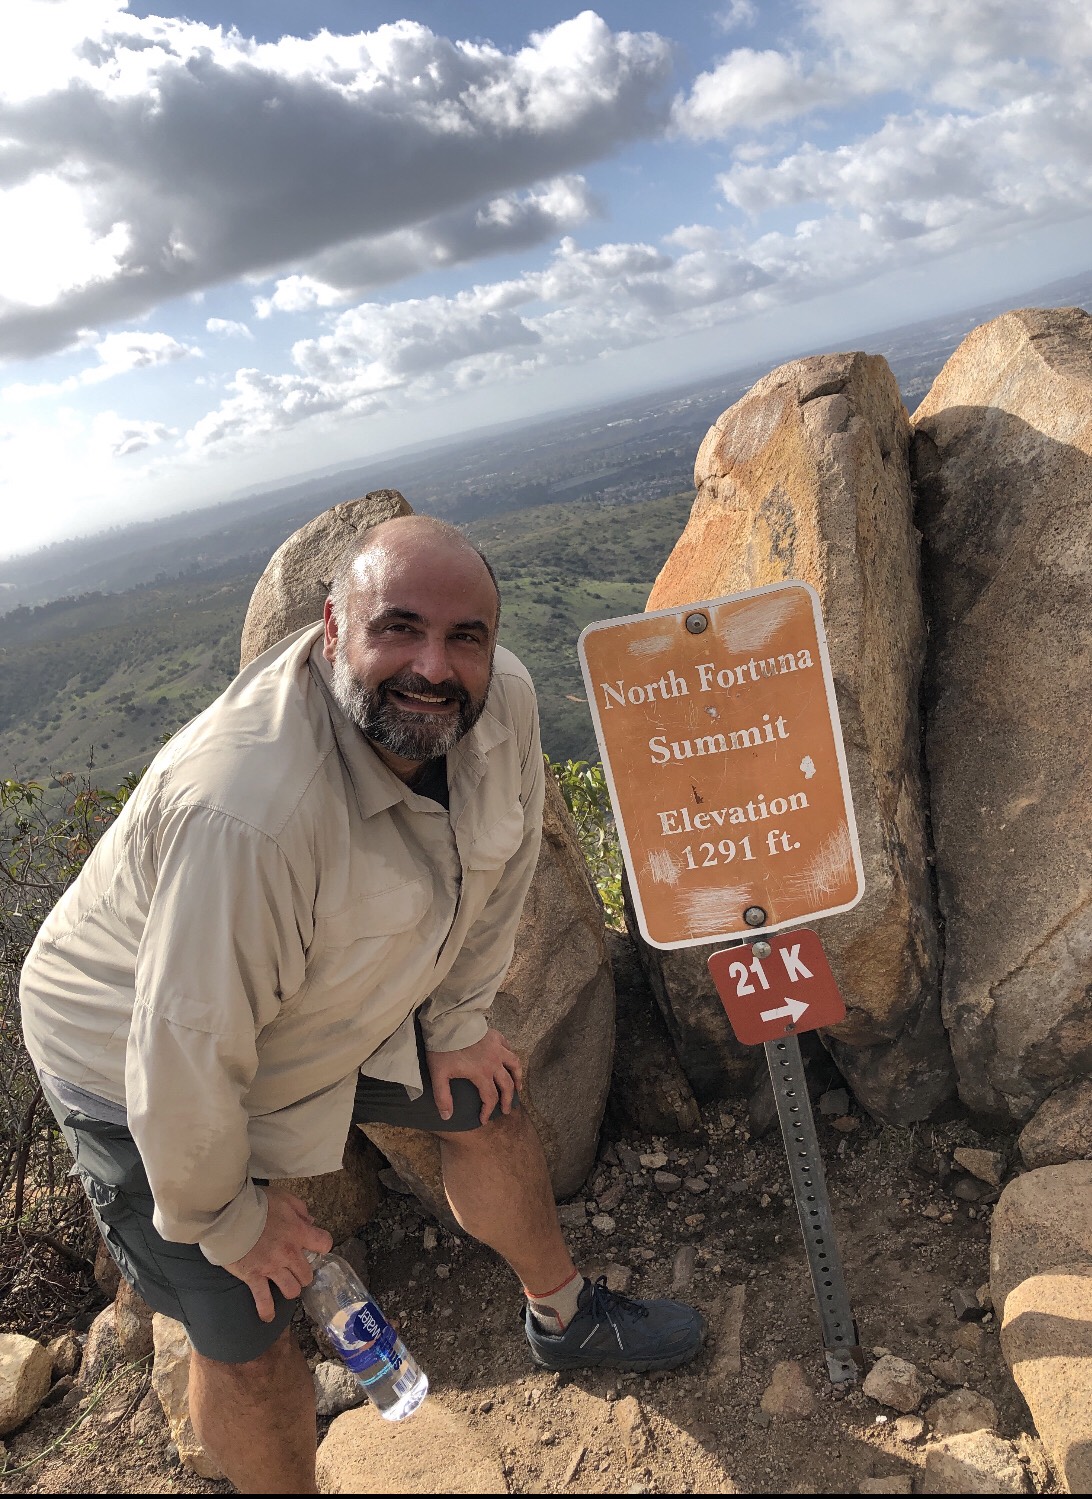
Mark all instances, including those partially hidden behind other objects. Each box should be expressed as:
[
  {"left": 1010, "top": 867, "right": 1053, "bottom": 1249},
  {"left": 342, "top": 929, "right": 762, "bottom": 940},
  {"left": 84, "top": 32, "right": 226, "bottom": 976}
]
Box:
[{"left": 707, "top": 928, "right": 846, "bottom": 1045}]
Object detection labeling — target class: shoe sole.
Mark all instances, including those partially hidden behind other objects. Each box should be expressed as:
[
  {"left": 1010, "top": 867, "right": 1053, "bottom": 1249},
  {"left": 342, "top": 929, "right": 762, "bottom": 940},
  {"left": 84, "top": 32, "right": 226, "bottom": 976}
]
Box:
[{"left": 527, "top": 1326, "right": 705, "bottom": 1375}]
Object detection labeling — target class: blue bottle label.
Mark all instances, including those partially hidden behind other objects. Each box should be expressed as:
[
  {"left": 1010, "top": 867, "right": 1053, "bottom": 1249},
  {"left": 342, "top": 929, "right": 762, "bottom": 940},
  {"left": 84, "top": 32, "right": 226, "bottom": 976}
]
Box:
[{"left": 329, "top": 1300, "right": 403, "bottom": 1380}]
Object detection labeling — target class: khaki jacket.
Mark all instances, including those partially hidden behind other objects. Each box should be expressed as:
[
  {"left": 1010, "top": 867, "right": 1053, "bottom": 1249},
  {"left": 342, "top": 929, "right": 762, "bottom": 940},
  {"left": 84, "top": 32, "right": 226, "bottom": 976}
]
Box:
[{"left": 20, "top": 626, "right": 544, "bottom": 1264}]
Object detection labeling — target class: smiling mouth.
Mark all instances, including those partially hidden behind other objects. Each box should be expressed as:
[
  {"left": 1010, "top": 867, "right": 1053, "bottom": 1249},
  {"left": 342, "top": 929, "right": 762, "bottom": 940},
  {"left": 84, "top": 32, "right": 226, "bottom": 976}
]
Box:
[{"left": 388, "top": 687, "right": 456, "bottom": 711}]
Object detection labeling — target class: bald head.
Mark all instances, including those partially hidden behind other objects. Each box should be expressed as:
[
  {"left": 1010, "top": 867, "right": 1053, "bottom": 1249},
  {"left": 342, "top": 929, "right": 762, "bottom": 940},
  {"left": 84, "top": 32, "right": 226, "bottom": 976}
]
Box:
[{"left": 329, "top": 515, "right": 499, "bottom": 637}]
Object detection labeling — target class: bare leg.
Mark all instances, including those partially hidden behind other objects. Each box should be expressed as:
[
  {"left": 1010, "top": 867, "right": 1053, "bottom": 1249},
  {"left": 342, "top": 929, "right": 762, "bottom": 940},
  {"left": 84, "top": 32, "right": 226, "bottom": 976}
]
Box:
[
  {"left": 189, "top": 1325, "right": 318, "bottom": 1495},
  {"left": 434, "top": 1107, "right": 575, "bottom": 1291}
]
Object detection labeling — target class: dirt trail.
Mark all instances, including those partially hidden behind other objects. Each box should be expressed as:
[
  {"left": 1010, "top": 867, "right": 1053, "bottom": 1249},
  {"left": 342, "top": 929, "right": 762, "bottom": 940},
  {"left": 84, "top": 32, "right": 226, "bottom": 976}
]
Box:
[{"left": 1, "top": 1098, "right": 1051, "bottom": 1495}]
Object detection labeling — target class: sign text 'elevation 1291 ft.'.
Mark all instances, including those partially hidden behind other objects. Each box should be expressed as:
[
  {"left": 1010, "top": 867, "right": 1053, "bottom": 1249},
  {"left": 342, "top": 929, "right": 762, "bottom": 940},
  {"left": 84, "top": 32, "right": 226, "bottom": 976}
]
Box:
[{"left": 578, "top": 580, "right": 865, "bottom": 949}]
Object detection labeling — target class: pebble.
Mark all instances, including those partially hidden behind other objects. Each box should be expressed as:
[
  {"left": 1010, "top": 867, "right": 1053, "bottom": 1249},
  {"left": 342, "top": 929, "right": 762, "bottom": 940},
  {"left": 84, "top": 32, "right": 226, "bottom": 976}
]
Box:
[
  {"left": 557, "top": 1202, "right": 587, "bottom": 1228},
  {"left": 640, "top": 1152, "right": 669, "bottom": 1170},
  {"left": 591, "top": 1214, "right": 616, "bottom": 1234},
  {"left": 831, "top": 1116, "right": 860, "bottom": 1133},
  {"left": 952, "top": 1147, "right": 1004, "bottom": 1187},
  {"left": 928, "top": 1357, "right": 967, "bottom": 1387},
  {"left": 952, "top": 1178, "right": 987, "bottom": 1203},
  {"left": 672, "top": 1245, "right": 697, "bottom": 1293},
  {"left": 819, "top": 1088, "right": 851, "bottom": 1117},
  {"left": 894, "top": 1415, "right": 925, "bottom": 1442},
  {"left": 617, "top": 1145, "right": 642, "bottom": 1175},
  {"left": 422, "top": 1226, "right": 438, "bottom": 1251},
  {"left": 925, "top": 1389, "right": 998, "bottom": 1437},
  {"left": 478, "top": 1398, "right": 493, "bottom": 1414},
  {"left": 597, "top": 1179, "right": 627, "bottom": 1213},
  {"left": 435, "top": 1264, "right": 451, "bottom": 1280},
  {"left": 920, "top": 1203, "right": 941, "bottom": 1220},
  {"left": 683, "top": 1177, "right": 709, "bottom": 1195},
  {"left": 862, "top": 1355, "right": 927, "bottom": 1413},
  {"left": 952, "top": 1323, "right": 985, "bottom": 1356},
  {"left": 653, "top": 1171, "right": 681, "bottom": 1192},
  {"left": 950, "top": 1288, "right": 984, "bottom": 1321}
]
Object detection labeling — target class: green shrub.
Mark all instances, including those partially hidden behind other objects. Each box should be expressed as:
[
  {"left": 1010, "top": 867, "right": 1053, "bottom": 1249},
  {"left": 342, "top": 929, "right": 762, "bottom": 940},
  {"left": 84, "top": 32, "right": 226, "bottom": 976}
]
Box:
[{"left": 546, "top": 757, "right": 623, "bottom": 928}]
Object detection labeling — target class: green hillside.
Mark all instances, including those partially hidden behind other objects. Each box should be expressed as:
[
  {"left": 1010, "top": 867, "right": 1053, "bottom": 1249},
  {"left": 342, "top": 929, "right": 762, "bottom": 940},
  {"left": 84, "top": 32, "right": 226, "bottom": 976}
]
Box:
[{"left": 0, "top": 491, "right": 694, "bottom": 786}]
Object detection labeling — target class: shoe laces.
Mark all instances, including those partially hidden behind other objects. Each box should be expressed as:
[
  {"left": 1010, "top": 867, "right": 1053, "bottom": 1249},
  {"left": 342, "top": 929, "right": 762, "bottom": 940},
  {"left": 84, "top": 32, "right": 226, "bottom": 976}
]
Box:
[{"left": 580, "top": 1276, "right": 649, "bottom": 1352}]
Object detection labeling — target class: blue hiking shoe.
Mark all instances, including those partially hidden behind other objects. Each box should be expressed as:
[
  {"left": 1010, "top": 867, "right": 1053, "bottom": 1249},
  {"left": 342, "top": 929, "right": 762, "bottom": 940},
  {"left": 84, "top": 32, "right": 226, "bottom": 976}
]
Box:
[{"left": 525, "top": 1277, "right": 704, "bottom": 1373}]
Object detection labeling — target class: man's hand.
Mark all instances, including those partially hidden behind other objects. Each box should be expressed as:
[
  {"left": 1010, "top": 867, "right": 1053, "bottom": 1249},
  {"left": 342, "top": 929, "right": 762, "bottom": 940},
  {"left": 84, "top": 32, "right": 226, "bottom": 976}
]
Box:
[
  {"left": 426, "top": 1028, "right": 523, "bottom": 1126},
  {"left": 224, "top": 1186, "right": 333, "bottom": 1322}
]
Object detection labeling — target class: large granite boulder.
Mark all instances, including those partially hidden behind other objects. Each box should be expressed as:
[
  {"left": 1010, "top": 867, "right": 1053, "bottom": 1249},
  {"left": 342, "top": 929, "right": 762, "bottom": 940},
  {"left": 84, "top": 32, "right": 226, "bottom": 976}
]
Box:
[
  {"left": 989, "top": 1161, "right": 1092, "bottom": 1317},
  {"left": 640, "top": 352, "right": 951, "bottom": 1123},
  {"left": 239, "top": 489, "right": 411, "bottom": 668},
  {"left": 912, "top": 308, "right": 1092, "bottom": 1121},
  {"left": 1000, "top": 1264, "right": 1092, "bottom": 1494},
  {"left": 242, "top": 497, "right": 615, "bottom": 1215},
  {"left": 271, "top": 1127, "right": 381, "bottom": 1244},
  {"left": 1018, "top": 1080, "right": 1092, "bottom": 1170}
]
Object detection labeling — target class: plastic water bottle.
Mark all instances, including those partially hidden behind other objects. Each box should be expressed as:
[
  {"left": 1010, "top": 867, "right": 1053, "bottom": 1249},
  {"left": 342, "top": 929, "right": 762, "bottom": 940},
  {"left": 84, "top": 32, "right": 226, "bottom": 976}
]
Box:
[{"left": 301, "top": 1251, "right": 428, "bottom": 1420}]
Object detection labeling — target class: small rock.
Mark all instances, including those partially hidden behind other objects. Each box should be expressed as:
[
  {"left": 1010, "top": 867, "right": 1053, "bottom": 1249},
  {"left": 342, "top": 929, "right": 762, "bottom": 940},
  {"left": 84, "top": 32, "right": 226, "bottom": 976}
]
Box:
[
  {"left": 46, "top": 1333, "right": 81, "bottom": 1380},
  {"left": 926, "top": 1389, "right": 998, "bottom": 1437},
  {"left": 929, "top": 1358, "right": 967, "bottom": 1388},
  {"left": 920, "top": 1203, "right": 942, "bottom": 1220},
  {"left": 975, "top": 1284, "right": 993, "bottom": 1313},
  {"left": 435, "top": 1264, "right": 451, "bottom": 1280},
  {"left": 114, "top": 1279, "right": 155, "bottom": 1362},
  {"left": 683, "top": 1177, "right": 709, "bottom": 1195},
  {"left": 672, "top": 1245, "right": 697, "bottom": 1293},
  {"left": 557, "top": 1202, "right": 587, "bottom": 1229},
  {"left": 614, "top": 1394, "right": 649, "bottom": 1461},
  {"left": 42, "top": 1374, "right": 74, "bottom": 1407},
  {"left": 923, "top": 1430, "right": 1030, "bottom": 1493},
  {"left": 760, "top": 1360, "right": 816, "bottom": 1420},
  {"left": 952, "top": 1324, "right": 985, "bottom": 1357},
  {"left": 684, "top": 1213, "right": 705, "bottom": 1228},
  {"left": 640, "top": 1153, "right": 668, "bottom": 1170},
  {"left": 93, "top": 1239, "right": 122, "bottom": 1298},
  {"left": 713, "top": 1284, "right": 746, "bottom": 1377},
  {"left": 952, "top": 1178, "right": 989, "bottom": 1203},
  {"left": 862, "top": 1355, "right": 928, "bottom": 1413},
  {"left": 591, "top": 1213, "right": 616, "bottom": 1234},
  {"left": 597, "top": 1180, "right": 627, "bottom": 1213},
  {"left": 313, "top": 1359, "right": 365, "bottom": 1418},
  {"left": 333, "top": 1235, "right": 369, "bottom": 1284},
  {"left": 831, "top": 1116, "right": 860, "bottom": 1134},
  {"left": 599, "top": 1142, "right": 619, "bottom": 1166},
  {"left": 151, "top": 1313, "right": 223, "bottom": 1480},
  {"left": 894, "top": 1415, "right": 925, "bottom": 1442},
  {"left": 585, "top": 1262, "right": 633, "bottom": 1293},
  {"left": 422, "top": 1226, "right": 438, "bottom": 1251},
  {"left": 950, "top": 1288, "right": 984, "bottom": 1322},
  {"left": 0, "top": 1334, "right": 53, "bottom": 1435},
  {"left": 952, "top": 1148, "right": 1004, "bottom": 1188},
  {"left": 859, "top": 1480, "right": 913, "bottom": 1495},
  {"left": 539, "top": 1430, "right": 556, "bottom": 1446},
  {"left": 80, "top": 1305, "right": 120, "bottom": 1386},
  {"left": 617, "top": 1145, "right": 642, "bottom": 1175},
  {"left": 819, "top": 1088, "right": 851, "bottom": 1117},
  {"left": 478, "top": 1398, "right": 493, "bottom": 1414},
  {"left": 653, "top": 1171, "right": 681, "bottom": 1192}
]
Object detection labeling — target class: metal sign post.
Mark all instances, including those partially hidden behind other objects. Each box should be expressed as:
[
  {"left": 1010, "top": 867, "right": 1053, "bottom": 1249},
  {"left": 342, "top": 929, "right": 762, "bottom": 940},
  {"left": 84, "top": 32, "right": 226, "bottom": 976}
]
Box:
[{"left": 578, "top": 582, "right": 867, "bottom": 1386}]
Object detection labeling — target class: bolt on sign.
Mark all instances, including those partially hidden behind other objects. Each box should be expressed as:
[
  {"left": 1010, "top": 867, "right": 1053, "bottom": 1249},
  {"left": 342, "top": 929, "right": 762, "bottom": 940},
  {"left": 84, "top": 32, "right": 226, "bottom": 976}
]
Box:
[{"left": 578, "top": 581, "right": 865, "bottom": 949}]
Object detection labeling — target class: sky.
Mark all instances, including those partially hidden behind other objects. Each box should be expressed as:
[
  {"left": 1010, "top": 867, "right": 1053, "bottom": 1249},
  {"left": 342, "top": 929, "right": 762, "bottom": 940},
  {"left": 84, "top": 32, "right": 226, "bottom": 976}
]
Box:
[{"left": 2, "top": 0, "right": 1091, "bottom": 558}]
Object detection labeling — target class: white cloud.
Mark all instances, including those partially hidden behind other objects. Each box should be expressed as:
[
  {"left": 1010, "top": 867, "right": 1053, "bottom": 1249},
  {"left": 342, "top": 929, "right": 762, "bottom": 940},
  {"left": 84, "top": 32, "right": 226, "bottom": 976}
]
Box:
[
  {"left": 716, "top": 1, "right": 758, "bottom": 30},
  {"left": 0, "top": 7, "right": 671, "bottom": 358},
  {"left": 206, "top": 317, "right": 253, "bottom": 339},
  {"left": 2, "top": 328, "right": 199, "bottom": 399},
  {"left": 92, "top": 410, "right": 176, "bottom": 458},
  {"left": 673, "top": 49, "right": 839, "bottom": 138}
]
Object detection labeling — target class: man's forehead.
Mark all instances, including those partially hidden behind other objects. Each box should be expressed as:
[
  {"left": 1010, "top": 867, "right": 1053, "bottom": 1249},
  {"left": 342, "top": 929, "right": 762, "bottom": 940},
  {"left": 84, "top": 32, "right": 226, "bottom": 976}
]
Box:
[{"left": 350, "top": 536, "right": 498, "bottom": 625}]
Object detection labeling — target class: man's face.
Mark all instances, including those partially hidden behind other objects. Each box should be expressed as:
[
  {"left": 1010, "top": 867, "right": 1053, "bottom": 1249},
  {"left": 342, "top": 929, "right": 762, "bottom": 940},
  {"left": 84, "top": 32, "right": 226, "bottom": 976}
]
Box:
[{"left": 323, "top": 535, "right": 498, "bottom": 772}]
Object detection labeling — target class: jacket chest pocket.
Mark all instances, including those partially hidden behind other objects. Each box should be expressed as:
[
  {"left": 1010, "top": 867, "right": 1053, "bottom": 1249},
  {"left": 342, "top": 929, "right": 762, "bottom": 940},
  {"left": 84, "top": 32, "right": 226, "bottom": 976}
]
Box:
[
  {"left": 464, "top": 802, "right": 525, "bottom": 873},
  {"left": 297, "top": 877, "right": 432, "bottom": 1010}
]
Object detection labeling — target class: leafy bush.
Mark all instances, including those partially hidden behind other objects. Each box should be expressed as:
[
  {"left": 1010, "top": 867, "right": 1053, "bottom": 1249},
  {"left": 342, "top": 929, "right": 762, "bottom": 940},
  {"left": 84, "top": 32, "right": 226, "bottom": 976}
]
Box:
[
  {"left": 546, "top": 757, "right": 624, "bottom": 928},
  {"left": 0, "top": 769, "right": 137, "bottom": 1333}
]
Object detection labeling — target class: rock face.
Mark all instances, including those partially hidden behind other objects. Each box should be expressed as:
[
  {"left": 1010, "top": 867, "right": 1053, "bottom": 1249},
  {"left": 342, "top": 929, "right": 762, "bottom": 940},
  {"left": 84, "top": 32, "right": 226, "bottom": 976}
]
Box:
[
  {"left": 605, "top": 930, "right": 702, "bottom": 1135},
  {"left": 317, "top": 1397, "right": 508, "bottom": 1493},
  {"left": 242, "top": 498, "right": 615, "bottom": 1215},
  {"left": 0, "top": 1333, "right": 52, "bottom": 1436},
  {"left": 272, "top": 1128, "right": 381, "bottom": 1245},
  {"left": 923, "top": 1430, "right": 1030, "bottom": 1494},
  {"left": 643, "top": 352, "right": 949, "bottom": 1123},
  {"left": 114, "top": 1278, "right": 155, "bottom": 1362},
  {"left": 911, "top": 307, "right": 1092, "bottom": 1122},
  {"left": 1019, "top": 1080, "right": 1092, "bottom": 1169},
  {"left": 1000, "top": 1263, "right": 1092, "bottom": 1494},
  {"left": 989, "top": 1161, "right": 1092, "bottom": 1317},
  {"left": 239, "top": 489, "right": 411, "bottom": 668},
  {"left": 150, "top": 1314, "right": 223, "bottom": 1480},
  {"left": 364, "top": 770, "right": 615, "bottom": 1215}
]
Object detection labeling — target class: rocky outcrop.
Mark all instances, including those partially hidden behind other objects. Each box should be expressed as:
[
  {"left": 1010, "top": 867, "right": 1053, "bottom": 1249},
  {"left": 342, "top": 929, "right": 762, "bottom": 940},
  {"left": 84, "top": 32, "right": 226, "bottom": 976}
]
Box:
[
  {"left": 239, "top": 489, "right": 411, "bottom": 668},
  {"left": 242, "top": 498, "right": 615, "bottom": 1216},
  {"left": 271, "top": 1128, "right": 381, "bottom": 1245},
  {"left": 1019, "top": 1080, "right": 1092, "bottom": 1169},
  {"left": 364, "top": 771, "right": 615, "bottom": 1214},
  {"left": 0, "top": 1333, "right": 52, "bottom": 1436},
  {"left": 151, "top": 1314, "right": 223, "bottom": 1480},
  {"left": 1001, "top": 1264, "right": 1092, "bottom": 1494},
  {"left": 114, "top": 1279, "right": 155, "bottom": 1362},
  {"left": 605, "top": 929, "right": 702, "bottom": 1135},
  {"left": 642, "top": 352, "right": 950, "bottom": 1123},
  {"left": 989, "top": 1161, "right": 1092, "bottom": 1317},
  {"left": 912, "top": 307, "right": 1092, "bottom": 1122}
]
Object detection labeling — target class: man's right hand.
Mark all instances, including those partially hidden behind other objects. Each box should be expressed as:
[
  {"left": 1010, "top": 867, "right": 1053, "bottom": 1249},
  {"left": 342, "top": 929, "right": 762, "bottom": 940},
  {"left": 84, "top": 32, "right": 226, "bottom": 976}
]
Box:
[{"left": 224, "top": 1186, "right": 333, "bottom": 1322}]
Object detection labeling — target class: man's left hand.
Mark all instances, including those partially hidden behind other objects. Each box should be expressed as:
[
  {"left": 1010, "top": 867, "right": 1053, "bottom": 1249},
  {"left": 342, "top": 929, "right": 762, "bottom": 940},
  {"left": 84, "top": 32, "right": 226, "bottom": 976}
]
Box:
[{"left": 426, "top": 1028, "right": 523, "bottom": 1126}]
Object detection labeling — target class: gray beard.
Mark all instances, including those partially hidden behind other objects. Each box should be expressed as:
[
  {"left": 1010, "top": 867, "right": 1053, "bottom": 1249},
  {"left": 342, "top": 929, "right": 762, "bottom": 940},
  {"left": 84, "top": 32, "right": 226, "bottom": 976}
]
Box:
[{"left": 331, "top": 654, "right": 490, "bottom": 762}]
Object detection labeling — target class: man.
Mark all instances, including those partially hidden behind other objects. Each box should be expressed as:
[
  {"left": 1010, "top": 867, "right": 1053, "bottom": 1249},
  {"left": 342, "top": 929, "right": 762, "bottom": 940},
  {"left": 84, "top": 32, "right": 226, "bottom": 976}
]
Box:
[{"left": 21, "top": 516, "right": 702, "bottom": 1493}]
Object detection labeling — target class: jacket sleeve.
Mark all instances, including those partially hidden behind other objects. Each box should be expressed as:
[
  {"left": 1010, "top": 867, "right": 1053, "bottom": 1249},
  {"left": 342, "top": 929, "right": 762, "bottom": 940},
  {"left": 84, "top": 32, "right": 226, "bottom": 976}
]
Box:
[
  {"left": 125, "top": 805, "right": 308, "bottom": 1266},
  {"left": 418, "top": 676, "right": 545, "bottom": 1054}
]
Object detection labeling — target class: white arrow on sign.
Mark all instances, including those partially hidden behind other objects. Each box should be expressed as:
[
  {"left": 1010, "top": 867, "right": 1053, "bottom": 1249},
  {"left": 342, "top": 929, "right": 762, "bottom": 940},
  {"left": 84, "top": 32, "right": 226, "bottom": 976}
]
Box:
[{"left": 760, "top": 996, "right": 809, "bottom": 1025}]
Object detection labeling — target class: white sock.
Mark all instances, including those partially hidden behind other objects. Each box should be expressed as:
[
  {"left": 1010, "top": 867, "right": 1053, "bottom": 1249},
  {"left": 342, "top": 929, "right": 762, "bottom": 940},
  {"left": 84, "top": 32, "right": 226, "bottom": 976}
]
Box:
[{"left": 526, "top": 1270, "right": 584, "bottom": 1333}]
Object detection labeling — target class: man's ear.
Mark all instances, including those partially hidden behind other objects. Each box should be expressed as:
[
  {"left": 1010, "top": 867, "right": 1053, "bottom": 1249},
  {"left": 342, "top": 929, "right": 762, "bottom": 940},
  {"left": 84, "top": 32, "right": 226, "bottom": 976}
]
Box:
[{"left": 322, "top": 596, "right": 339, "bottom": 663}]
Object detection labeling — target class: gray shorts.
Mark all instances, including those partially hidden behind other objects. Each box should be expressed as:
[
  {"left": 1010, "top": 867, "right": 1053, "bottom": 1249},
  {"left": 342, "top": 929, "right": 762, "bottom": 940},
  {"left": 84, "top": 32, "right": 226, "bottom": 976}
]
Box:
[{"left": 44, "top": 1038, "right": 513, "bottom": 1365}]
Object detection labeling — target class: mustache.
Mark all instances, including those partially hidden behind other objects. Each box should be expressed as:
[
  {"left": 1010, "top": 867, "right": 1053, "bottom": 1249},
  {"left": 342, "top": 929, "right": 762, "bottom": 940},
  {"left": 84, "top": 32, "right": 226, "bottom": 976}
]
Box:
[{"left": 379, "top": 669, "right": 471, "bottom": 711}]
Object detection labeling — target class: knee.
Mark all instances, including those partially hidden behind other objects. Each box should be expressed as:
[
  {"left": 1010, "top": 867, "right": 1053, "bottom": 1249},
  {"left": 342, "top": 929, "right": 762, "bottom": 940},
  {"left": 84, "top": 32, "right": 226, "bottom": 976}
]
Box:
[
  {"left": 191, "top": 1325, "right": 297, "bottom": 1389},
  {"left": 436, "top": 1104, "right": 530, "bottom": 1153}
]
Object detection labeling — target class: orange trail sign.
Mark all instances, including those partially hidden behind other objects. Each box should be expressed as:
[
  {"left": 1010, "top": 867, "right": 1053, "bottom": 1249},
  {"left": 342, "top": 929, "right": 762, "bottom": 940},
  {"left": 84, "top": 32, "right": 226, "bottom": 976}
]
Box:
[{"left": 578, "top": 581, "right": 864, "bottom": 949}]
